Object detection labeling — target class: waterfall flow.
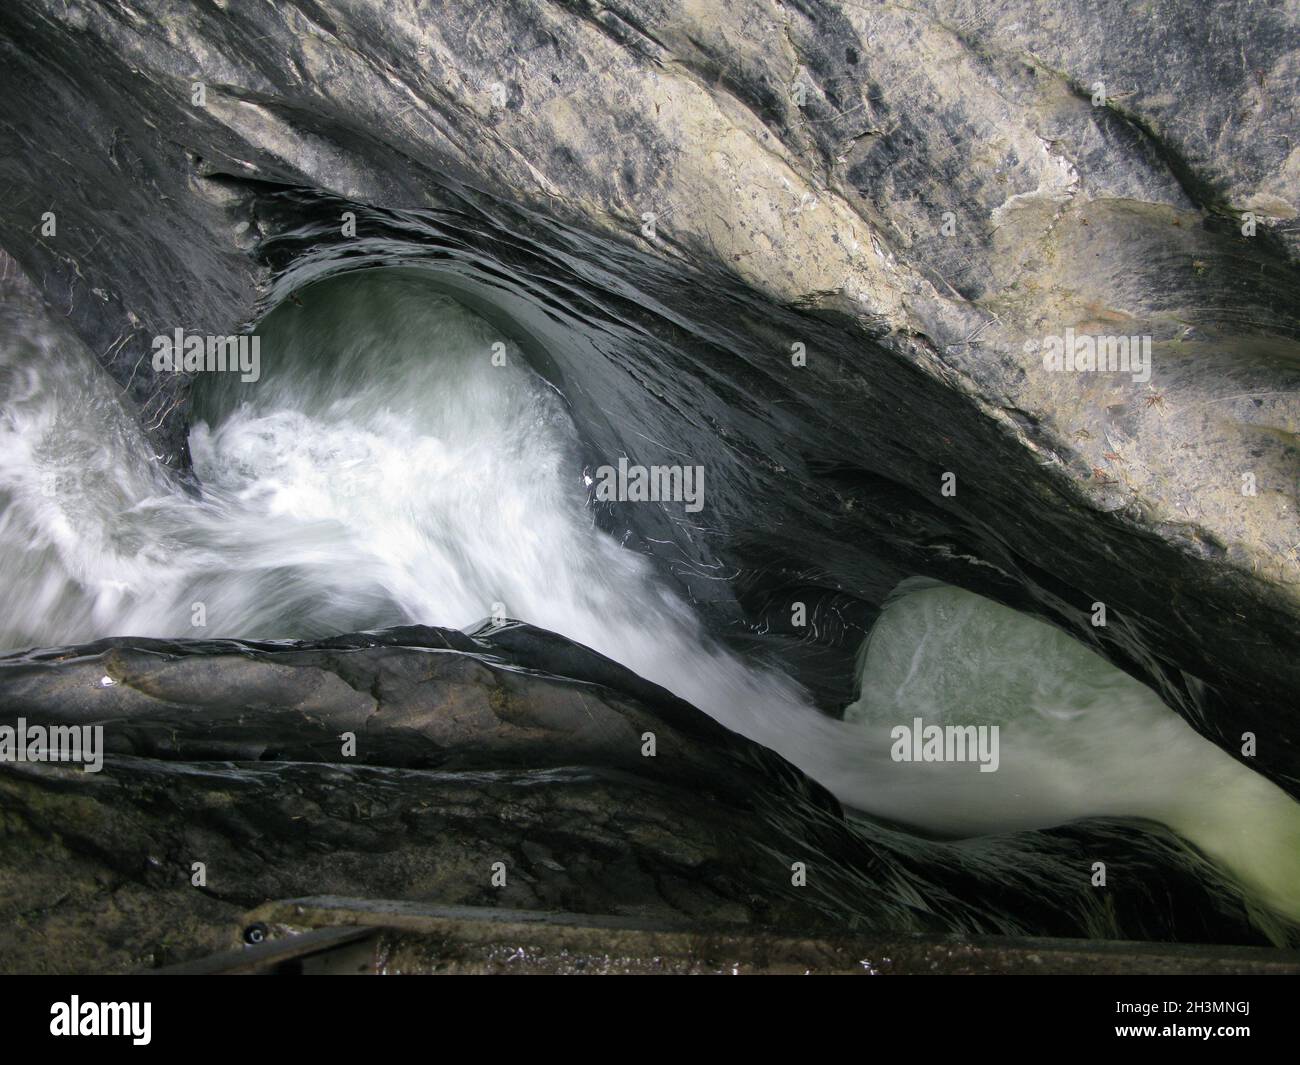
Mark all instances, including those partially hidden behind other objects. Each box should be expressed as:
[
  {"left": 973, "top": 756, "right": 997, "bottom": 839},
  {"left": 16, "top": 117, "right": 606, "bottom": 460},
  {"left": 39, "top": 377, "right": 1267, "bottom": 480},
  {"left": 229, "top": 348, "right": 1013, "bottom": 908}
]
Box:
[{"left": 3, "top": 269, "right": 1297, "bottom": 929}]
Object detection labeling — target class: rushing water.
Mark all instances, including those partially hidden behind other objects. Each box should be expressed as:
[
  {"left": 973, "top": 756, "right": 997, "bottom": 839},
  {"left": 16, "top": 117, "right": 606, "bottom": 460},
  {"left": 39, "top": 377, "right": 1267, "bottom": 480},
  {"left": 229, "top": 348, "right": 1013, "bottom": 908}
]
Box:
[{"left": 2, "top": 268, "right": 1298, "bottom": 932}]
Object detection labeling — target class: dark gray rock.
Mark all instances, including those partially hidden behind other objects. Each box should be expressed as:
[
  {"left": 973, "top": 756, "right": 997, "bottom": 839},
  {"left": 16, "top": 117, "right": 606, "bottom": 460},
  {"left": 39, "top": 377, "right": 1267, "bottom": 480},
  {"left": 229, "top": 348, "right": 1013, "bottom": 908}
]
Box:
[
  {"left": 0, "top": 2, "right": 1298, "bottom": 967},
  {"left": 0, "top": 623, "right": 1277, "bottom": 972},
  {"left": 0, "top": 1, "right": 1295, "bottom": 791}
]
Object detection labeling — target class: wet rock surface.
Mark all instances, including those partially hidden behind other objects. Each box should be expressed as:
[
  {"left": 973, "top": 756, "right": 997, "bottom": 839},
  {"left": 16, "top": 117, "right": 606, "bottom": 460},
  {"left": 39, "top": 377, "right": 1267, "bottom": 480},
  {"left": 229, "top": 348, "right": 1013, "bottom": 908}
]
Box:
[
  {"left": 0, "top": 1, "right": 1296, "bottom": 794},
  {"left": 0, "top": 3, "right": 1298, "bottom": 971},
  {"left": 0, "top": 623, "right": 1279, "bottom": 973}
]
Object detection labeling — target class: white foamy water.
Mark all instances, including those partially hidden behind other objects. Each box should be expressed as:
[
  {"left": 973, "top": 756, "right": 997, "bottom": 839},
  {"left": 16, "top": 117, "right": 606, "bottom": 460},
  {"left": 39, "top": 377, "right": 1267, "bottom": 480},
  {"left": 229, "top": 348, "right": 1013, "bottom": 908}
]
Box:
[{"left": 2, "top": 269, "right": 1297, "bottom": 931}]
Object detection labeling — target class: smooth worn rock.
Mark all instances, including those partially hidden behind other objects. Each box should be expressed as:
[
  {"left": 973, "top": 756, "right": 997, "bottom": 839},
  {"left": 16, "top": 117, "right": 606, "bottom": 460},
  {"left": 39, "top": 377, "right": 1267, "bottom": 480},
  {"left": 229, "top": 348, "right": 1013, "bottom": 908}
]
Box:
[
  {"left": 0, "top": 1, "right": 1295, "bottom": 795},
  {"left": 0, "top": 623, "right": 1280, "bottom": 973}
]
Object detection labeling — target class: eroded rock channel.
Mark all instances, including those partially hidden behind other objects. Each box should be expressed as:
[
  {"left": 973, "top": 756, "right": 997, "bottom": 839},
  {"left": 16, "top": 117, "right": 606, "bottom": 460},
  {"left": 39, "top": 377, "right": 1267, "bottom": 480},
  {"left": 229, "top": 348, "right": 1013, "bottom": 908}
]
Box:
[{"left": 0, "top": 1, "right": 1298, "bottom": 973}]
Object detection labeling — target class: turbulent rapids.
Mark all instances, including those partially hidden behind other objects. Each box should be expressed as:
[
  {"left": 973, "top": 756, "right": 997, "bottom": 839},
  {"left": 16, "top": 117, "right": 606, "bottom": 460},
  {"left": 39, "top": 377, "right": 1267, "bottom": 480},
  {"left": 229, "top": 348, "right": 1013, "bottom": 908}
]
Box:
[{"left": 2, "top": 268, "right": 1298, "bottom": 936}]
